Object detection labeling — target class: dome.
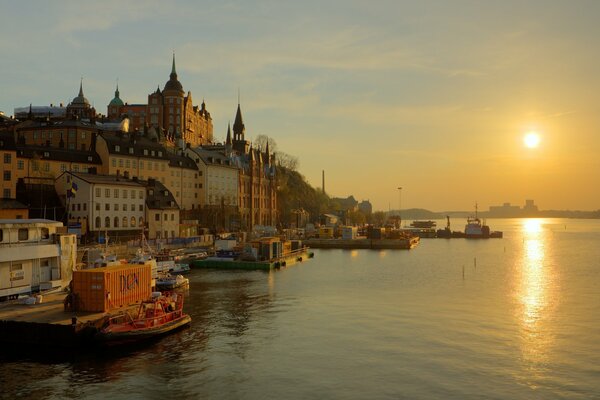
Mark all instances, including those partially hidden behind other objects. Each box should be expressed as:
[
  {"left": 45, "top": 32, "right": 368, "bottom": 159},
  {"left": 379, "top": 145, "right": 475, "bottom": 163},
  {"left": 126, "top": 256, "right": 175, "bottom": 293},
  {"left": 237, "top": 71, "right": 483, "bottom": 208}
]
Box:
[
  {"left": 163, "top": 54, "right": 184, "bottom": 94},
  {"left": 109, "top": 84, "right": 124, "bottom": 106},
  {"left": 72, "top": 81, "right": 90, "bottom": 105}
]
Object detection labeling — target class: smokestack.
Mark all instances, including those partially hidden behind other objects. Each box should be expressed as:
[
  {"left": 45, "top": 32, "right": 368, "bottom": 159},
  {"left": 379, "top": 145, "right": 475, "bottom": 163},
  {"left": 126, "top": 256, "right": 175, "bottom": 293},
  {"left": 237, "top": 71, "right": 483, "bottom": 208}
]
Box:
[{"left": 322, "top": 170, "right": 325, "bottom": 195}]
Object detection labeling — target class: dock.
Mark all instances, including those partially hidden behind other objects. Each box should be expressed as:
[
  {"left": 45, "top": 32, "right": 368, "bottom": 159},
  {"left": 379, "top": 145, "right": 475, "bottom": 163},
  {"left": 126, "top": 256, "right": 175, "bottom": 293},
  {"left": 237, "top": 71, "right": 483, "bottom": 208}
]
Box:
[
  {"left": 192, "top": 248, "right": 314, "bottom": 270},
  {"left": 0, "top": 292, "right": 137, "bottom": 347},
  {"left": 304, "top": 237, "right": 419, "bottom": 250}
]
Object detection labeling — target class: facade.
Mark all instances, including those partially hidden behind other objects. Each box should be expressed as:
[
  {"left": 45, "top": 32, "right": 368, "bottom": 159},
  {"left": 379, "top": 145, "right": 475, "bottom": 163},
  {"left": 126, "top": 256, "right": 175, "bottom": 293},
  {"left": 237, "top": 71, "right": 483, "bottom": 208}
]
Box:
[
  {"left": 226, "top": 104, "right": 277, "bottom": 229},
  {"left": 185, "top": 145, "right": 239, "bottom": 229},
  {"left": 0, "top": 219, "right": 76, "bottom": 299},
  {"left": 95, "top": 132, "right": 200, "bottom": 211},
  {"left": 55, "top": 171, "right": 145, "bottom": 241},
  {"left": 145, "top": 178, "right": 180, "bottom": 240}
]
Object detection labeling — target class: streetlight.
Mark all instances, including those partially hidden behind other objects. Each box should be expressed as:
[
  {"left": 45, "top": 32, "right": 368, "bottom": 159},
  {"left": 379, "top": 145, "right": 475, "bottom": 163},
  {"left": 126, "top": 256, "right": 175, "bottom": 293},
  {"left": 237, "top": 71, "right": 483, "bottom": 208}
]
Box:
[{"left": 397, "top": 187, "right": 402, "bottom": 226}]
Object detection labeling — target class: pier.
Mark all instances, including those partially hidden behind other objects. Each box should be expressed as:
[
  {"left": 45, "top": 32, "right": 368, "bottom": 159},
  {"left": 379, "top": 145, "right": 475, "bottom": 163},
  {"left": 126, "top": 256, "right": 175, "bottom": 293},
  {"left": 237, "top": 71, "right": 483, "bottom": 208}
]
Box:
[{"left": 304, "top": 237, "right": 419, "bottom": 250}]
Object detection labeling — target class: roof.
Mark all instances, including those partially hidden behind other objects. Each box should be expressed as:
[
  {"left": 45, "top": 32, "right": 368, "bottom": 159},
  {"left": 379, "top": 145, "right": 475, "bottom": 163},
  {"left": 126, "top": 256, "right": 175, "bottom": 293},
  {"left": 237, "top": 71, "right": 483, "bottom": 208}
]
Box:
[
  {"left": 0, "top": 219, "right": 63, "bottom": 227},
  {"left": 100, "top": 133, "right": 170, "bottom": 160},
  {"left": 0, "top": 198, "right": 28, "bottom": 209},
  {"left": 60, "top": 171, "right": 144, "bottom": 187},
  {"left": 168, "top": 152, "right": 198, "bottom": 170},
  {"left": 71, "top": 81, "right": 90, "bottom": 106},
  {"left": 188, "top": 147, "right": 238, "bottom": 169},
  {"left": 108, "top": 84, "right": 124, "bottom": 107},
  {"left": 16, "top": 146, "right": 102, "bottom": 164},
  {"left": 144, "top": 179, "right": 179, "bottom": 210},
  {"left": 163, "top": 54, "right": 184, "bottom": 94}
]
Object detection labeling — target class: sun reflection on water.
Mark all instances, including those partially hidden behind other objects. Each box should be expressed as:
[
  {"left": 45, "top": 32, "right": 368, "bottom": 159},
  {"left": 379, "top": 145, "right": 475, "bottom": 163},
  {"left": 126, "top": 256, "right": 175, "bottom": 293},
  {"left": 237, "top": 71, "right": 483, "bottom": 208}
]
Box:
[{"left": 517, "top": 218, "right": 556, "bottom": 385}]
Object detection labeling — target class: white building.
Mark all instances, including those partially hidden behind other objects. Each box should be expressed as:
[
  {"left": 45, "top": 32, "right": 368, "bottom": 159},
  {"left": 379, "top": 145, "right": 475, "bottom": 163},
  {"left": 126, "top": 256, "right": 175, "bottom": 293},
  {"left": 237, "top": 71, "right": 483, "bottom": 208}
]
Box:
[
  {"left": 55, "top": 171, "right": 146, "bottom": 241},
  {"left": 0, "top": 219, "right": 76, "bottom": 299},
  {"left": 185, "top": 147, "right": 239, "bottom": 207}
]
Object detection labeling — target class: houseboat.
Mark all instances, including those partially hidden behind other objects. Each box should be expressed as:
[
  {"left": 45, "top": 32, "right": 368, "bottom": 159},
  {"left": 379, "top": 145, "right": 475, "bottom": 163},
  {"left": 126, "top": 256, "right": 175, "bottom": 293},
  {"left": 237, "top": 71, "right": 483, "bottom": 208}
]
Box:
[{"left": 0, "top": 219, "right": 77, "bottom": 301}]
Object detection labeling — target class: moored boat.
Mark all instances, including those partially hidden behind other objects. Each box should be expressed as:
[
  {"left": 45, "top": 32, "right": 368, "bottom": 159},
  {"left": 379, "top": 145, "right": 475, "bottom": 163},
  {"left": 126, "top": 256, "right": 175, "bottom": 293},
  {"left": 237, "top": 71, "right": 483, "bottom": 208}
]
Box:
[
  {"left": 156, "top": 274, "right": 189, "bottom": 290},
  {"left": 95, "top": 292, "right": 191, "bottom": 345}
]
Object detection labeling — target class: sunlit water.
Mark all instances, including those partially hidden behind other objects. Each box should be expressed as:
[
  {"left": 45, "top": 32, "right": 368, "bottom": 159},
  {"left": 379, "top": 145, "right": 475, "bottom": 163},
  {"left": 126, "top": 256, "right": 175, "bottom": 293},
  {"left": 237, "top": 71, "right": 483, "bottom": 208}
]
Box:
[{"left": 2, "top": 219, "right": 600, "bottom": 399}]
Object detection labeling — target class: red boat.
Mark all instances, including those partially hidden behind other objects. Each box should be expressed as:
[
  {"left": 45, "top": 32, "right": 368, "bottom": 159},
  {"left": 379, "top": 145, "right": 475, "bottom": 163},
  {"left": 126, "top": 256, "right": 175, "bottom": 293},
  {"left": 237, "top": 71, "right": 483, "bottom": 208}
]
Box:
[{"left": 95, "top": 292, "right": 191, "bottom": 345}]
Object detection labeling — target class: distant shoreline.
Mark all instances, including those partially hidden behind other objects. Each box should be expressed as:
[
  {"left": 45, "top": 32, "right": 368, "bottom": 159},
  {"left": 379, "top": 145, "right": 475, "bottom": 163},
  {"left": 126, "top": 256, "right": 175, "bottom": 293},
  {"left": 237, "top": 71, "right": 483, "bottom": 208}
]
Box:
[{"left": 387, "top": 208, "right": 600, "bottom": 220}]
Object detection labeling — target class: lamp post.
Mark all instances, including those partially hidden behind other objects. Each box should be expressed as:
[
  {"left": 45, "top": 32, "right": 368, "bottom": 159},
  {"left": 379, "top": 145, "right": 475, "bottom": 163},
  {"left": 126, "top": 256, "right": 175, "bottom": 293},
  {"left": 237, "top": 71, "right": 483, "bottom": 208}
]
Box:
[{"left": 397, "top": 187, "right": 402, "bottom": 227}]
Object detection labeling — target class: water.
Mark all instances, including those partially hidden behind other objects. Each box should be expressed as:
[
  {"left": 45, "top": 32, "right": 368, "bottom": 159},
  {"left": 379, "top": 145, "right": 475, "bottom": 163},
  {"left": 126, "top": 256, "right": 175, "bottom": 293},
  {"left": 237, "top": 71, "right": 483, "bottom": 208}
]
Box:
[{"left": 2, "top": 218, "right": 600, "bottom": 399}]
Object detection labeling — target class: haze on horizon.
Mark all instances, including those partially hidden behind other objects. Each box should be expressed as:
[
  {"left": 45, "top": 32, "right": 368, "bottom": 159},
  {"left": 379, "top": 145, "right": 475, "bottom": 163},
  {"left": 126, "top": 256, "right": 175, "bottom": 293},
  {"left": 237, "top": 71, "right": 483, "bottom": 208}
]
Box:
[{"left": 1, "top": 1, "right": 599, "bottom": 212}]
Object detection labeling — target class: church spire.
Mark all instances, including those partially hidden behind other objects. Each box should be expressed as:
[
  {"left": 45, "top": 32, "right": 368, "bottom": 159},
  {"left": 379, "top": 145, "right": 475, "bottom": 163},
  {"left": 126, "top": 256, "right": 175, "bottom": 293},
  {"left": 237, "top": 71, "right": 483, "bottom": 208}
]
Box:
[
  {"left": 233, "top": 103, "right": 245, "bottom": 140},
  {"left": 79, "top": 77, "right": 84, "bottom": 97},
  {"left": 226, "top": 122, "right": 232, "bottom": 145}
]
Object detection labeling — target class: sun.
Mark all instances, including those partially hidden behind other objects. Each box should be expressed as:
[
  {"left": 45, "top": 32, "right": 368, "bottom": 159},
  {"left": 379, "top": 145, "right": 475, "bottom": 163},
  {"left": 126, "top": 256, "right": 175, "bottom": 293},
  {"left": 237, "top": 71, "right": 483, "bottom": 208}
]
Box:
[{"left": 524, "top": 132, "right": 541, "bottom": 148}]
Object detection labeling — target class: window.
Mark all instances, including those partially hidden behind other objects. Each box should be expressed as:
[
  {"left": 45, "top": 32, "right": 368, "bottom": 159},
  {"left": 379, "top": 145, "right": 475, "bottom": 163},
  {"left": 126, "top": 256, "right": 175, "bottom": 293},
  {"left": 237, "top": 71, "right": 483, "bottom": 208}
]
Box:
[
  {"left": 60, "top": 164, "right": 67, "bottom": 172},
  {"left": 43, "top": 162, "right": 50, "bottom": 172},
  {"left": 155, "top": 214, "right": 160, "bottom": 221},
  {"left": 18, "top": 228, "right": 28, "bottom": 241},
  {"left": 171, "top": 230, "right": 175, "bottom": 238},
  {"left": 96, "top": 203, "right": 100, "bottom": 211},
  {"left": 126, "top": 159, "right": 130, "bottom": 168},
  {"left": 3, "top": 171, "right": 10, "bottom": 181},
  {"left": 81, "top": 132, "right": 86, "bottom": 139},
  {"left": 114, "top": 217, "right": 119, "bottom": 228},
  {"left": 129, "top": 147, "right": 134, "bottom": 154},
  {"left": 123, "top": 189, "right": 128, "bottom": 199},
  {"left": 140, "top": 161, "right": 144, "bottom": 169},
  {"left": 123, "top": 204, "right": 127, "bottom": 211},
  {"left": 83, "top": 203, "right": 87, "bottom": 211},
  {"left": 68, "top": 143, "right": 75, "bottom": 150},
  {"left": 10, "top": 263, "right": 24, "bottom": 281},
  {"left": 96, "top": 216, "right": 101, "bottom": 228},
  {"left": 115, "top": 145, "right": 120, "bottom": 152},
  {"left": 96, "top": 188, "right": 101, "bottom": 197},
  {"left": 122, "top": 216, "right": 128, "bottom": 228},
  {"left": 143, "top": 149, "right": 148, "bottom": 156},
  {"left": 164, "top": 213, "right": 168, "bottom": 221},
  {"left": 18, "top": 160, "right": 24, "bottom": 170},
  {"left": 114, "top": 189, "right": 119, "bottom": 198},
  {"left": 105, "top": 204, "right": 110, "bottom": 211},
  {"left": 112, "top": 159, "right": 116, "bottom": 167},
  {"left": 105, "top": 189, "right": 110, "bottom": 197},
  {"left": 132, "top": 204, "right": 135, "bottom": 212},
  {"left": 131, "top": 190, "right": 135, "bottom": 198},
  {"left": 114, "top": 204, "right": 119, "bottom": 211},
  {"left": 41, "top": 228, "right": 49, "bottom": 239},
  {"left": 105, "top": 217, "right": 110, "bottom": 228},
  {"left": 4, "top": 153, "right": 11, "bottom": 163},
  {"left": 171, "top": 213, "right": 174, "bottom": 221},
  {"left": 139, "top": 205, "right": 143, "bottom": 211},
  {"left": 139, "top": 190, "right": 143, "bottom": 199},
  {"left": 3, "top": 189, "right": 10, "bottom": 198},
  {"left": 132, "top": 160, "right": 137, "bottom": 169},
  {"left": 119, "top": 159, "right": 124, "bottom": 167},
  {"left": 131, "top": 217, "right": 136, "bottom": 227},
  {"left": 73, "top": 165, "right": 79, "bottom": 172}
]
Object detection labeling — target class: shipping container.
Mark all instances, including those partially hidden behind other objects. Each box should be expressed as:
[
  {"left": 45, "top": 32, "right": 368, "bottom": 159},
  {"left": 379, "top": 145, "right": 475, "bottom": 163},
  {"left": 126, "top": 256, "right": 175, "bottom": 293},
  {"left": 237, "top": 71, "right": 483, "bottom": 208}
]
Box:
[
  {"left": 319, "top": 227, "right": 334, "bottom": 239},
  {"left": 72, "top": 263, "right": 152, "bottom": 313},
  {"left": 342, "top": 226, "right": 358, "bottom": 240}
]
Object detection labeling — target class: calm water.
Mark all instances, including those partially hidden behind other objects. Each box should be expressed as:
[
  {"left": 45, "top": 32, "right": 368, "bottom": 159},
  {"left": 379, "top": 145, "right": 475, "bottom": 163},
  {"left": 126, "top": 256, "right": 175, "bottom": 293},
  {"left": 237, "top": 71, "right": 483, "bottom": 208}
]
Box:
[{"left": 2, "top": 218, "right": 600, "bottom": 399}]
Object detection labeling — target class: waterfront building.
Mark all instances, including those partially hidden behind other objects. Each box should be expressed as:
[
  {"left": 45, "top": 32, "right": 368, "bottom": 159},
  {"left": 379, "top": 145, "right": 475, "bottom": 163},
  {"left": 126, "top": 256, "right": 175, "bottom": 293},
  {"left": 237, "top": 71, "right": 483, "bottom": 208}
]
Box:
[
  {"left": 227, "top": 104, "right": 277, "bottom": 229},
  {"left": 144, "top": 178, "right": 180, "bottom": 240},
  {"left": 95, "top": 132, "right": 200, "bottom": 212},
  {"left": 185, "top": 145, "right": 239, "bottom": 229},
  {"left": 55, "top": 171, "right": 145, "bottom": 241},
  {"left": 358, "top": 200, "right": 373, "bottom": 215},
  {"left": 0, "top": 219, "right": 76, "bottom": 300}
]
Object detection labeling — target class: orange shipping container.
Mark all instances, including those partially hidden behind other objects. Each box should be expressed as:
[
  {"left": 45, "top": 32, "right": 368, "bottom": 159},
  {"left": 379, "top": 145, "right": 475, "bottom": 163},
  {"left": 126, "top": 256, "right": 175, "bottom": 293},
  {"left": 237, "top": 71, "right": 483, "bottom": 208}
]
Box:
[{"left": 72, "top": 263, "right": 152, "bottom": 313}]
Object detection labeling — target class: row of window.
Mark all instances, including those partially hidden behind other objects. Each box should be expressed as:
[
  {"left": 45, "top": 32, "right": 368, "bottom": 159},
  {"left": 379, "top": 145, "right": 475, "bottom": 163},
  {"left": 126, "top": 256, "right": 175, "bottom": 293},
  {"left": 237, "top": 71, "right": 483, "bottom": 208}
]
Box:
[
  {"left": 71, "top": 203, "right": 144, "bottom": 212},
  {"left": 31, "top": 130, "right": 87, "bottom": 140},
  {"left": 113, "top": 146, "right": 163, "bottom": 158},
  {"left": 95, "top": 216, "right": 141, "bottom": 229},
  {"left": 94, "top": 188, "right": 144, "bottom": 199},
  {"left": 154, "top": 213, "right": 176, "bottom": 221},
  {"left": 0, "top": 227, "right": 49, "bottom": 242},
  {"left": 112, "top": 158, "right": 166, "bottom": 171}
]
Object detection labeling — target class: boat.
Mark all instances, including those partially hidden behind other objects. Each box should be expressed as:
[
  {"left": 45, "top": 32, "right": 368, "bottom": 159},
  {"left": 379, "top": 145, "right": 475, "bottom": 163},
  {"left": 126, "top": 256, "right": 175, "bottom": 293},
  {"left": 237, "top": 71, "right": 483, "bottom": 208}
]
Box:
[
  {"left": 156, "top": 273, "right": 189, "bottom": 290},
  {"left": 464, "top": 205, "right": 503, "bottom": 239},
  {"left": 409, "top": 220, "right": 437, "bottom": 229},
  {"left": 95, "top": 292, "right": 191, "bottom": 345}
]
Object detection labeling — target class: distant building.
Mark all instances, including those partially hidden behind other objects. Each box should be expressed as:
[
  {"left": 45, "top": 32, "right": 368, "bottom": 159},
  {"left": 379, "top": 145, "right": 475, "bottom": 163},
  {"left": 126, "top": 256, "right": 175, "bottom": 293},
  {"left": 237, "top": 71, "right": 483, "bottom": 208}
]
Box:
[
  {"left": 358, "top": 200, "right": 373, "bottom": 215},
  {"left": 145, "top": 178, "right": 180, "bottom": 240},
  {"left": 488, "top": 202, "right": 521, "bottom": 217},
  {"left": 332, "top": 196, "right": 359, "bottom": 212},
  {"left": 523, "top": 199, "right": 539, "bottom": 215}
]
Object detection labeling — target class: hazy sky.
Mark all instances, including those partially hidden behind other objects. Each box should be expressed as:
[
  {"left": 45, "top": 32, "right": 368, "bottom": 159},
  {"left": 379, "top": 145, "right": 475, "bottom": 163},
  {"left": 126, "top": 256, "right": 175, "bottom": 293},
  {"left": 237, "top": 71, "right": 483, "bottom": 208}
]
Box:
[{"left": 2, "top": 1, "right": 599, "bottom": 211}]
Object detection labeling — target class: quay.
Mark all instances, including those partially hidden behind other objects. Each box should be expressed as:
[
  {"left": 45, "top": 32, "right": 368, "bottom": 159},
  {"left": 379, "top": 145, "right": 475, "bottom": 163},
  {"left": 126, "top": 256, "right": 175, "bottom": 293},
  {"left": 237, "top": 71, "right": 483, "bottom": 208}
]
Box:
[
  {"left": 193, "top": 247, "right": 314, "bottom": 271},
  {"left": 0, "top": 292, "right": 134, "bottom": 348},
  {"left": 304, "top": 237, "right": 419, "bottom": 250}
]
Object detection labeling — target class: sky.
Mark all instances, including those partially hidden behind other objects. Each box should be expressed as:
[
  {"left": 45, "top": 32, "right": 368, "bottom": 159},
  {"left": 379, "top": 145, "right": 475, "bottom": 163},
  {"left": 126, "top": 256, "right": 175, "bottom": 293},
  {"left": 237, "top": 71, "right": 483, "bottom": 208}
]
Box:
[{"left": 1, "top": 0, "right": 599, "bottom": 211}]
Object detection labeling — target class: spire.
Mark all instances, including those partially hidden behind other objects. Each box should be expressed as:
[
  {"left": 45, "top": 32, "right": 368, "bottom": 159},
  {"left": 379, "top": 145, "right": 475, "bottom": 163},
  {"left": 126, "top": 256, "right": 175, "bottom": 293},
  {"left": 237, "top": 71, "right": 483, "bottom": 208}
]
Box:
[
  {"left": 171, "top": 52, "right": 177, "bottom": 78},
  {"left": 226, "top": 122, "right": 232, "bottom": 145},
  {"left": 28, "top": 103, "right": 33, "bottom": 120},
  {"left": 79, "top": 77, "right": 84, "bottom": 97},
  {"left": 233, "top": 103, "right": 245, "bottom": 140},
  {"left": 115, "top": 79, "right": 120, "bottom": 98}
]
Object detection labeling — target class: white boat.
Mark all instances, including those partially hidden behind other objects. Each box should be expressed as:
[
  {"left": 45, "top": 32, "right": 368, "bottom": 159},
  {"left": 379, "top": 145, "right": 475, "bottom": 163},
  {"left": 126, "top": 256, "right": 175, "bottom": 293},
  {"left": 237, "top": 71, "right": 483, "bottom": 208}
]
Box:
[{"left": 156, "top": 274, "right": 189, "bottom": 290}]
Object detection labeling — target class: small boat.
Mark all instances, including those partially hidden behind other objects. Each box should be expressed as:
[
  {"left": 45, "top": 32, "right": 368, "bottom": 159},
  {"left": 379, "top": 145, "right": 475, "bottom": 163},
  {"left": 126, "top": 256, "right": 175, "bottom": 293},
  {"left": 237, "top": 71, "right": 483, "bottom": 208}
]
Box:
[
  {"left": 409, "top": 220, "right": 437, "bottom": 229},
  {"left": 156, "top": 273, "right": 189, "bottom": 290},
  {"left": 169, "top": 263, "right": 191, "bottom": 275},
  {"left": 95, "top": 292, "right": 191, "bottom": 345}
]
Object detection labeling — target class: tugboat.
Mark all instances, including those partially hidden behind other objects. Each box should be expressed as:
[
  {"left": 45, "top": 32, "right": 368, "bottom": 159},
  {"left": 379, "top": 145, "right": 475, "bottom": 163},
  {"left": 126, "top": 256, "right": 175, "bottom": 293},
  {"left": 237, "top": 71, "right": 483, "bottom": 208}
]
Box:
[
  {"left": 95, "top": 292, "right": 191, "bottom": 345},
  {"left": 464, "top": 204, "right": 502, "bottom": 239}
]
